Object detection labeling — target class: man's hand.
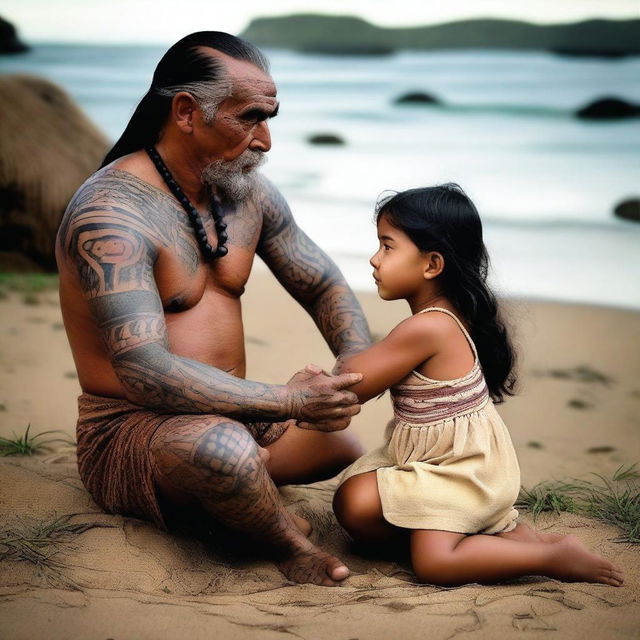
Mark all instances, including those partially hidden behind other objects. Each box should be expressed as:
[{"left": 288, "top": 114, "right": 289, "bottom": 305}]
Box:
[{"left": 286, "top": 364, "right": 362, "bottom": 432}]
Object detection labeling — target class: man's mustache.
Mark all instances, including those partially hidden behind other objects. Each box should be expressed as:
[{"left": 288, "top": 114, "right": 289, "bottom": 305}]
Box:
[{"left": 215, "top": 150, "right": 266, "bottom": 174}]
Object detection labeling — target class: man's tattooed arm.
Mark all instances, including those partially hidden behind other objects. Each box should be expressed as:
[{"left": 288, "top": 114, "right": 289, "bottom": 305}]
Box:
[
  {"left": 60, "top": 185, "right": 293, "bottom": 422},
  {"left": 256, "top": 178, "right": 372, "bottom": 357}
]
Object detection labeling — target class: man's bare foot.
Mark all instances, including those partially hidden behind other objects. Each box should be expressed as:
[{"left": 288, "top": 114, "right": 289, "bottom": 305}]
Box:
[
  {"left": 548, "top": 535, "right": 624, "bottom": 586},
  {"left": 290, "top": 512, "right": 312, "bottom": 537},
  {"left": 278, "top": 541, "right": 350, "bottom": 586},
  {"left": 500, "top": 523, "right": 565, "bottom": 544}
]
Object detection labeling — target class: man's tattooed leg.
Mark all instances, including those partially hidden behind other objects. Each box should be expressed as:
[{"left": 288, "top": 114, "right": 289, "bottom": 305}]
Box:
[{"left": 150, "top": 415, "right": 348, "bottom": 585}]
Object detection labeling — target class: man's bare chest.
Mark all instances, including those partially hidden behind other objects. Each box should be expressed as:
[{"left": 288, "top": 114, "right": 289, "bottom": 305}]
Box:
[{"left": 155, "top": 202, "right": 263, "bottom": 313}]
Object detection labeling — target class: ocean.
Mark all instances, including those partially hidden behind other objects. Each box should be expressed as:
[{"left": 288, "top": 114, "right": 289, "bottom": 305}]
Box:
[{"left": 2, "top": 44, "right": 639, "bottom": 308}]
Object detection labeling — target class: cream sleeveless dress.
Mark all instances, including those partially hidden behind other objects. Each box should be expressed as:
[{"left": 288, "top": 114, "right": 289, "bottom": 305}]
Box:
[{"left": 338, "top": 307, "right": 520, "bottom": 534}]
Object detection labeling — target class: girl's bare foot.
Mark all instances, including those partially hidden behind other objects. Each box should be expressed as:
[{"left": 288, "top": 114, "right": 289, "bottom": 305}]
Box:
[
  {"left": 278, "top": 541, "right": 350, "bottom": 586},
  {"left": 549, "top": 536, "right": 624, "bottom": 586}
]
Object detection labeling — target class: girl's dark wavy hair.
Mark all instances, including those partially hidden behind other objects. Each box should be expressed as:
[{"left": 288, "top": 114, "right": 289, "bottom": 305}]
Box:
[
  {"left": 376, "top": 184, "right": 517, "bottom": 403},
  {"left": 101, "top": 31, "right": 269, "bottom": 168}
]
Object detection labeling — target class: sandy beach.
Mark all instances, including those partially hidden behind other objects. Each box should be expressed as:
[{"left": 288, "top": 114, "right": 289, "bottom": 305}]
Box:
[{"left": 1, "top": 265, "right": 638, "bottom": 639}]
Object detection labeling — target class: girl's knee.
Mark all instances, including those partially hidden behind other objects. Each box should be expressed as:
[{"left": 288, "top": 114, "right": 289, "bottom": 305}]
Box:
[
  {"left": 332, "top": 483, "right": 350, "bottom": 524},
  {"left": 333, "top": 477, "right": 382, "bottom": 534}
]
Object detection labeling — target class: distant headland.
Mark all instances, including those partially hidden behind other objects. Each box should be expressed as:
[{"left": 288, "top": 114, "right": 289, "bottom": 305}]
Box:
[
  {"left": 0, "top": 15, "right": 29, "bottom": 54},
  {"left": 240, "top": 14, "right": 640, "bottom": 56}
]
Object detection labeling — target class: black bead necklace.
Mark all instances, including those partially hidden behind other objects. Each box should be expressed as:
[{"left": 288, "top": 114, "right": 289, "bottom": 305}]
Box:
[{"left": 145, "top": 145, "right": 228, "bottom": 261}]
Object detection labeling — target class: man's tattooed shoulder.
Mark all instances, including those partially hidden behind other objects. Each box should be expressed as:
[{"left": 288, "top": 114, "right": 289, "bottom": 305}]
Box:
[{"left": 59, "top": 168, "right": 201, "bottom": 284}]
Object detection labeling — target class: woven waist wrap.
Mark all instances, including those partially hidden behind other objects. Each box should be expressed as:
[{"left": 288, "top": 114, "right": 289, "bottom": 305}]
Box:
[{"left": 76, "top": 392, "right": 169, "bottom": 529}]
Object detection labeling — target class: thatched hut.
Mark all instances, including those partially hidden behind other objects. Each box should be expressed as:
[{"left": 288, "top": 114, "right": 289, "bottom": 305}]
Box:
[{"left": 0, "top": 74, "right": 109, "bottom": 270}]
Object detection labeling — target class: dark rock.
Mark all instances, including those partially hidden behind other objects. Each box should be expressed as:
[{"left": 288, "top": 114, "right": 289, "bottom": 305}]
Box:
[
  {"left": 394, "top": 92, "right": 441, "bottom": 105},
  {"left": 614, "top": 198, "right": 640, "bottom": 223},
  {"left": 0, "top": 75, "right": 110, "bottom": 270},
  {"left": 576, "top": 97, "right": 640, "bottom": 120},
  {"left": 307, "top": 133, "right": 345, "bottom": 146},
  {"left": 0, "top": 15, "right": 29, "bottom": 54}
]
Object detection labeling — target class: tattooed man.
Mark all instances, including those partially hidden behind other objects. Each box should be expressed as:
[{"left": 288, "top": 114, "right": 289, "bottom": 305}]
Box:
[{"left": 55, "top": 32, "right": 372, "bottom": 586}]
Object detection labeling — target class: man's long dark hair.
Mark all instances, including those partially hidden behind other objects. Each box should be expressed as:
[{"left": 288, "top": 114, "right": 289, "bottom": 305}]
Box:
[
  {"left": 377, "top": 184, "right": 517, "bottom": 403},
  {"left": 101, "top": 31, "right": 269, "bottom": 168}
]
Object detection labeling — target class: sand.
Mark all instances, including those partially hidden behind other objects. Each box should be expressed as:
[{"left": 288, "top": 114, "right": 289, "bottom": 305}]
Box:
[{"left": 0, "top": 266, "right": 639, "bottom": 639}]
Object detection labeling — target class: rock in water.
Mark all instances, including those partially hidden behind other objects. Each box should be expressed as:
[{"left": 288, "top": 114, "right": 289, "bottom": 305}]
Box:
[
  {"left": 0, "top": 75, "right": 110, "bottom": 270},
  {"left": 576, "top": 97, "right": 640, "bottom": 120},
  {"left": 613, "top": 199, "right": 640, "bottom": 223},
  {"left": 307, "top": 133, "right": 345, "bottom": 145},
  {"left": 394, "top": 92, "right": 441, "bottom": 105},
  {"left": 0, "top": 15, "right": 29, "bottom": 54}
]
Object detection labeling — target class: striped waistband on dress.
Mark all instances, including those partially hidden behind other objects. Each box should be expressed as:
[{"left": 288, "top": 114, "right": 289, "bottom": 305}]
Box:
[{"left": 391, "top": 366, "right": 490, "bottom": 426}]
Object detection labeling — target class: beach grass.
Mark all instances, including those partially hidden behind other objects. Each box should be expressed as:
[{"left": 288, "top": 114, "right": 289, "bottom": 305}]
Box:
[
  {"left": 0, "top": 273, "right": 59, "bottom": 294},
  {"left": 0, "top": 514, "right": 114, "bottom": 586},
  {"left": 517, "top": 464, "right": 640, "bottom": 543},
  {"left": 0, "top": 424, "right": 75, "bottom": 457},
  {"left": 0, "top": 273, "right": 59, "bottom": 305}
]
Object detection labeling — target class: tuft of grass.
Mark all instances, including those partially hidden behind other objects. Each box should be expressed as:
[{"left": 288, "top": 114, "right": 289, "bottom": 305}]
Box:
[
  {"left": 517, "top": 464, "right": 640, "bottom": 543},
  {"left": 517, "top": 481, "right": 579, "bottom": 519},
  {"left": 0, "top": 273, "right": 59, "bottom": 294},
  {"left": 0, "top": 424, "right": 75, "bottom": 457},
  {"left": 585, "top": 468, "right": 640, "bottom": 543},
  {"left": 0, "top": 514, "right": 114, "bottom": 573}
]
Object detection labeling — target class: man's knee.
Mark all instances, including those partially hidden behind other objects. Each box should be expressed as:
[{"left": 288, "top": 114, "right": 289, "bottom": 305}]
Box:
[
  {"left": 192, "top": 420, "right": 259, "bottom": 477},
  {"left": 151, "top": 418, "right": 261, "bottom": 492}
]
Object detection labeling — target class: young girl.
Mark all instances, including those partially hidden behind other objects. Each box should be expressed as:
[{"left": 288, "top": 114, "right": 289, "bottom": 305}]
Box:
[{"left": 333, "top": 184, "right": 623, "bottom": 587}]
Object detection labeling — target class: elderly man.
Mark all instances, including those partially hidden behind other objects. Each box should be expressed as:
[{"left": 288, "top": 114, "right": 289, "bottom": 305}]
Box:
[{"left": 55, "top": 32, "right": 372, "bottom": 586}]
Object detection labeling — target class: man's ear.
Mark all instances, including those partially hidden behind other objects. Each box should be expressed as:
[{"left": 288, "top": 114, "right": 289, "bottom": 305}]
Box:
[
  {"left": 171, "top": 92, "right": 198, "bottom": 134},
  {"left": 424, "top": 251, "right": 445, "bottom": 280}
]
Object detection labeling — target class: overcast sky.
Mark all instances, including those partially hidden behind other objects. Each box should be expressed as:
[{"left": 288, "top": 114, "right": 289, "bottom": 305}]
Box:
[{"left": 3, "top": 0, "right": 638, "bottom": 44}]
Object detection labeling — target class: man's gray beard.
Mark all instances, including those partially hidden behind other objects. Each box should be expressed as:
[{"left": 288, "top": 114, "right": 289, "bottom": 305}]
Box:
[{"left": 201, "top": 150, "right": 266, "bottom": 202}]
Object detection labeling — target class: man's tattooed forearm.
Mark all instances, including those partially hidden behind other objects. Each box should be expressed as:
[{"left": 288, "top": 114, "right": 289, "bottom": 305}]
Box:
[
  {"left": 113, "top": 342, "right": 288, "bottom": 420},
  {"left": 256, "top": 178, "right": 372, "bottom": 355},
  {"left": 309, "top": 285, "right": 372, "bottom": 356}
]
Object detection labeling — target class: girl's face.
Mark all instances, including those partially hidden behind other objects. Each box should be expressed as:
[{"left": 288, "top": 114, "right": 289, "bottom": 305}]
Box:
[{"left": 370, "top": 214, "right": 429, "bottom": 301}]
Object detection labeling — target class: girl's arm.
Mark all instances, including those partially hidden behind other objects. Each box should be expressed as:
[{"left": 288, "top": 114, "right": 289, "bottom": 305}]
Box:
[{"left": 335, "top": 316, "right": 438, "bottom": 403}]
